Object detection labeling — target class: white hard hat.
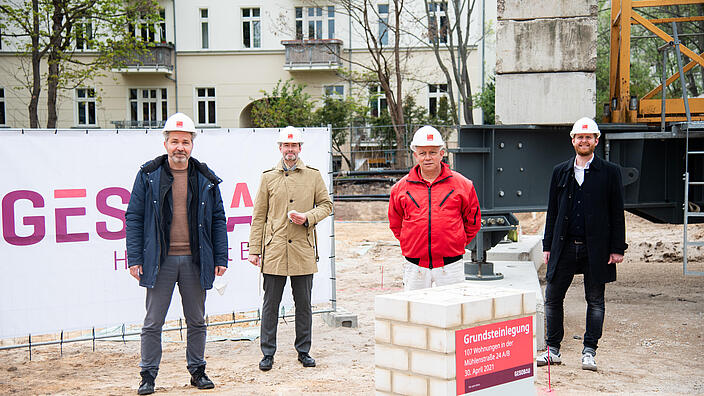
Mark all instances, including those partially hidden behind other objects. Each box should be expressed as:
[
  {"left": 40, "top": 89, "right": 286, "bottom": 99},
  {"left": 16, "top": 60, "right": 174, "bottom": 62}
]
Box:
[
  {"left": 163, "top": 112, "right": 197, "bottom": 134},
  {"left": 410, "top": 125, "right": 444, "bottom": 151},
  {"left": 570, "top": 117, "right": 601, "bottom": 138},
  {"left": 277, "top": 126, "right": 304, "bottom": 144}
]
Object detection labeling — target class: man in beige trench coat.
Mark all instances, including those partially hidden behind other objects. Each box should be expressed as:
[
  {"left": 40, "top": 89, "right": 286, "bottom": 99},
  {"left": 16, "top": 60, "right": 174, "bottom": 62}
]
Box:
[{"left": 248, "top": 126, "right": 333, "bottom": 371}]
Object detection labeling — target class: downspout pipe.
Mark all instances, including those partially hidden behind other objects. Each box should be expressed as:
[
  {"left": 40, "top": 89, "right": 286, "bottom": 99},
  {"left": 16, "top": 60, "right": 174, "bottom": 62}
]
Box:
[
  {"left": 172, "top": 0, "right": 178, "bottom": 111},
  {"left": 481, "top": 0, "right": 486, "bottom": 124}
]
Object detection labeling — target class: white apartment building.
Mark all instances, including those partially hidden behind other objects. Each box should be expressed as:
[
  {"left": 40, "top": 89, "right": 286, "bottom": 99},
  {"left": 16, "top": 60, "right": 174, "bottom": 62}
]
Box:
[{"left": 0, "top": 1, "right": 495, "bottom": 138}]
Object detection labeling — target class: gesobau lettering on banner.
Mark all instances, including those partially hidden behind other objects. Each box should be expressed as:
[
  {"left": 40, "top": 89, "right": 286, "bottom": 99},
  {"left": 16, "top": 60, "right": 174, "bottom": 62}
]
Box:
[
  {"left": 2, "top": 187, "right": 130, "bottom": 246},
  {"left": 3, "top": 187, "right": 254, "bottom": 271},
  {"left": 0, "top": 128, "right": 332, "bottom": 339},
  {"left": 455, "top": 316, "right": 533, "bottom": 394}
]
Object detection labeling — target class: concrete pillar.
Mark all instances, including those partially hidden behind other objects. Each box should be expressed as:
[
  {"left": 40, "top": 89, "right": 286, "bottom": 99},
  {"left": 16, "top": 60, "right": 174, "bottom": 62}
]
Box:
[{"left": 495, "top": 0, "right": 598, "bottom": 124}]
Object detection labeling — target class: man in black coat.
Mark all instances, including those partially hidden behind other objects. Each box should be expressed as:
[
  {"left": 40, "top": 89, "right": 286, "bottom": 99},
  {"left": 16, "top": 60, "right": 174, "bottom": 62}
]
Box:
[{"left": 537, "top": 117, "right": 628, "bottom": 372}]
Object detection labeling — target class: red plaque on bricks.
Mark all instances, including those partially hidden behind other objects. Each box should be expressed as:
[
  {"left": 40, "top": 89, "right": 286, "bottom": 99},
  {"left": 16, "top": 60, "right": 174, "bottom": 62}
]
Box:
[{"left": 455, "top": 316, "right": 533, "bottom": 394}]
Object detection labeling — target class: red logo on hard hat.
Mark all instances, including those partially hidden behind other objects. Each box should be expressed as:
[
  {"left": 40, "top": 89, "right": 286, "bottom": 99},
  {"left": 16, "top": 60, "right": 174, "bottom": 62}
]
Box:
[
  {"left": 427, "top": 134, "right": 434, "bottom": 141},
  {"left": 582, "top": 124, "right": 588, "bottom": 130},
  {"left": 176, "top": 121, "right": 183, "bottom": 127},
  {"left": 288, "top": 133, "right": 293, "bottom": 139}
]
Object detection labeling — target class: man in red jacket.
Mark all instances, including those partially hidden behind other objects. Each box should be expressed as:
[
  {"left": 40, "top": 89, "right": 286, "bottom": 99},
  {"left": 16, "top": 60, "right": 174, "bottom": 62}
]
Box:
[{"left": 388, "top": 126, "right": 481, "bottom": 291}]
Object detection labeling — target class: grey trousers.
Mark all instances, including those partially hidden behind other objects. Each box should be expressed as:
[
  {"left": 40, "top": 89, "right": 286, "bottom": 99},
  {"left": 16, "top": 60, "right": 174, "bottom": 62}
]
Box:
[
  {"left": 140, "top": 255, "right": 206, "bottom": 377},
  {"left": 260, "top": 273, "right": 313, "bottom": 357}
]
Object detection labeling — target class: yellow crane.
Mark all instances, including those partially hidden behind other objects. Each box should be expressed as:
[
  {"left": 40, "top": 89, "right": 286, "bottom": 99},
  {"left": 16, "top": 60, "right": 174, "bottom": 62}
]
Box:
[{"left": 607, "top": 0, "right": 704, "bottom": 123}]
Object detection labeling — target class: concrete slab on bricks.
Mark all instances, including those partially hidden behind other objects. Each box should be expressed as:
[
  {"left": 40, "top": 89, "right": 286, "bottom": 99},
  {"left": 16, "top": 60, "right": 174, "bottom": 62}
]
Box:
[
  {"left": 496, "top": 18, "right": 596, "bottom": 74},
  {"left": 498, "top": 0, "right": 597, "bottom": 20},
  {"left": 467, "top": 260, "right": 546, "bottom": 350},
  {"left": 487, "top": 235, "right": 544, "bottom": 272},
  {"left": 495, "top": 72, "right": 595, "bottom": 125}
]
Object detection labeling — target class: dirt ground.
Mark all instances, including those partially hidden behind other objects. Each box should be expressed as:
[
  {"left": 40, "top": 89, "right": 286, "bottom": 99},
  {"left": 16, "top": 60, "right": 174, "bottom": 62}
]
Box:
[{"left": 1, "top": 207, "right": 703, "bottom": 395}]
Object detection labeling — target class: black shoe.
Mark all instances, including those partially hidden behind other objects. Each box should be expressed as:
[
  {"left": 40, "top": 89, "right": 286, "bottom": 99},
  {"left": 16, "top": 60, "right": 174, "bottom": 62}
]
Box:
[
  {"left": 190, "top": 365, "right": 215, "bottom": 390},
  {"left": 298, "top": 353, "right": 316, "bottom": 367},
  {"left": 259, "top": 355, "right": 274, "bottom": 371},
  {"left": 137, "top": 371, "right": 155, "bottom": 395}
]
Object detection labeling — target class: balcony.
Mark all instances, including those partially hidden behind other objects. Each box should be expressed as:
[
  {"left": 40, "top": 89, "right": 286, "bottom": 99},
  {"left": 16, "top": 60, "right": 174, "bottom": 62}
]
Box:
[
  {"left": 112, "top": 43, "right": 174, "bottom": 74},
  {"left": 110, "top": 120, "right": 165, "bottom": 129},
  {"left": 282, "top": 39, "right": 342, "bottom": 71}
]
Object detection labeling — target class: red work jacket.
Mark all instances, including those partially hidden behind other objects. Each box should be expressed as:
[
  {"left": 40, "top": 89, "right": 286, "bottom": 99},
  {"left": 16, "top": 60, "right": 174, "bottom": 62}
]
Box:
[{"left": 388, "top": 163, "right": 481, "bottom": 269}]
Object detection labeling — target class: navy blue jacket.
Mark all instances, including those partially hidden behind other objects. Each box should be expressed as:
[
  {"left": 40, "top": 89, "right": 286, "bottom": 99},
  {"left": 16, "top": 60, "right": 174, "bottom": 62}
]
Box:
[
  {"left": 543, "top": 155, "right": 628, "bottom": 284},
  {"left": 125, "top": 155, "right": 228, "bottom": 290}
]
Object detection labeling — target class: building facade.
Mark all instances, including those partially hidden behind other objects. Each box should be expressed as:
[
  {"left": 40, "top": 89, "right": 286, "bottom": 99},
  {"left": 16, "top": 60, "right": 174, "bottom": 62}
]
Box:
[{"left": 0, "top": 0, "right": 496, "bottom": 168}]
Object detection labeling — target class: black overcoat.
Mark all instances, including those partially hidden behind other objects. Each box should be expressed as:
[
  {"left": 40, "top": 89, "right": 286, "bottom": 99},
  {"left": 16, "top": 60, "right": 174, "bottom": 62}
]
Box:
[{"left": 542, "top": 155, "right": 628, "bottom": 284}]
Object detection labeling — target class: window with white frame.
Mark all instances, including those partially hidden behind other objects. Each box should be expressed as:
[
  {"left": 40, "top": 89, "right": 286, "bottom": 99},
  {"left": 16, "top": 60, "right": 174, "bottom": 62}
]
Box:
[
  {"left": 295, "top": 6, "right": 335, "bottom": 40},
  {"left": 327, "top": 6, "right": 335, "bottom": 39},
  {"left": 324, "top": 85, "right": 344, "bottom": 99},
  {"left": 76, "top": 88, "right": 96, "bottom": 126},
  {"left": 428, "top": 1, "right": 448, "bottom": 44},
  {"left": 295, "top": 7, "right": 304, "bottom": 39},
  {"left": 369, "top": 85, "right": 387, "bottom": 117},
  {"left": 378, "top": 4, "right": 389, "bottom": 46},
  {"left": 128, "top": 12, "right": 163, "bottom": 43},
  {"left": 75, "top": 18, "right": 93, "bottom": 50},
  {"left": 242, "top": 8, "right": 261, "bottom": 48},
  {"left": 200, "top": 9, "right": 209, "bottom": 49},
  {"left": 307, "top": 7, "right": 322, "bottom": 39},
  {"left": 196, "top": 87, "right": 216, "bottom": 125},
  {"left": 75, "top": 19, "right": 93, "bottom": 50},
  {"left": 428, "top": 84, "right": 448, "bottom": 117},
  {"left": 129, "top": 88, "right": 167, "bottom": 127},
  {"left": 159, "top": 9, "right": 166, "bottom": 42},
  {"left": 0, "top": 88, "right": 5, "bottom": 125}
]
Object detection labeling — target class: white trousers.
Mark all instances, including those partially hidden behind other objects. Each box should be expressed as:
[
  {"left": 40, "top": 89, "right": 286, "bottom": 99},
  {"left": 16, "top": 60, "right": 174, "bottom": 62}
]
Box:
[{"left": 403, "top": 261, "right": 465, "bottom": 291}]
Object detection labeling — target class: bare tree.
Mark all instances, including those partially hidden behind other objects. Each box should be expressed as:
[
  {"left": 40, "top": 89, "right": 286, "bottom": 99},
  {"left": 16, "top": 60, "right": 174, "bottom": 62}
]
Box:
[
  {"left": 324, "top": 0, "right": 410, "bottom": 168},
  {"left": 398, "top": 0, "right": 480, "bottom": 125},
  {"left": 335, "top": 0, "right": 485, "bottom": 127}
]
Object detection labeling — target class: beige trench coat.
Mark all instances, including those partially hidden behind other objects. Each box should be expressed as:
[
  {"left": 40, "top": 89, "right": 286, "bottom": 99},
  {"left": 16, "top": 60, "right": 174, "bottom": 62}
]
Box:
[{"left": 249, "top": 158, "right": 333, "bottom": 276}]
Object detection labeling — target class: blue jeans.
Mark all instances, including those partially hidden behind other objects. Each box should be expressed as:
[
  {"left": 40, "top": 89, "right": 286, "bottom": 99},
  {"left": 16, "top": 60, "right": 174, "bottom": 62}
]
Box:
[{"left": 545, "top": 241, "right": 605, "bottom": 354}]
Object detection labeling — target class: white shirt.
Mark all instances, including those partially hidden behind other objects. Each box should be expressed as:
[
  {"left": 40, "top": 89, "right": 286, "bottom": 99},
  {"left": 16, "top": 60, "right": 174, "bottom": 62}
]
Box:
[{"left": 574, "top": 154, "right": 594, "bottom": 186}]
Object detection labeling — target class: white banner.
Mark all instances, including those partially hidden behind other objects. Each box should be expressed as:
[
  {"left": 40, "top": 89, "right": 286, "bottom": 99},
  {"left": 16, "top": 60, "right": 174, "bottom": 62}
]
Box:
[{"left": 0, "top": 128, "right": 333, "bottom": 339}]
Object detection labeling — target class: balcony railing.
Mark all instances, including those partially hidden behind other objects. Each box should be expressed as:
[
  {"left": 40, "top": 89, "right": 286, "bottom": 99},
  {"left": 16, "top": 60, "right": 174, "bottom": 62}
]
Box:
[
  {"left": 112, "top": 43, "right": 174, "bottom": 73},
  {"left": 282, "top": 39, "right": 342, "bottom": 71},
  {"left": 111, "top": 120, "right": 165, "bottom": 129}
]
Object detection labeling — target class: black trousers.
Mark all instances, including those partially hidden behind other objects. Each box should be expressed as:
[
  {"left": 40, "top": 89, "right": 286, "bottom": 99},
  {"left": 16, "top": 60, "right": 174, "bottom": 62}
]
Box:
[
  {"left": 545, "top": 241, "right": 606, "bottom": 354},
  {"left": 260, "top": 273, "right": 313, "bottom": 357}
]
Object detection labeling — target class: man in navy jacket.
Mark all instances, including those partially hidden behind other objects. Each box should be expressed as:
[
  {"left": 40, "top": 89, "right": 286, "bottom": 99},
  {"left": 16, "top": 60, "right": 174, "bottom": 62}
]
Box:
[
  {"left": 538, "top": 117, "right": 628, "bottom": 372},
  {"left": 125, "top": 113, "right": 228, "bottom": 395}
]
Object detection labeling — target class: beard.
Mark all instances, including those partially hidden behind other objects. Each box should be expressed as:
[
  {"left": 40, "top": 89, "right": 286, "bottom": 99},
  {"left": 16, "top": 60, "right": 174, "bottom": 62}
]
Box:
[
  {"left": 170, "top": 152, "right": 189, "bottom": 163},
  {"left": 575, "top": 145, "right": 595, "bottom": 156}
]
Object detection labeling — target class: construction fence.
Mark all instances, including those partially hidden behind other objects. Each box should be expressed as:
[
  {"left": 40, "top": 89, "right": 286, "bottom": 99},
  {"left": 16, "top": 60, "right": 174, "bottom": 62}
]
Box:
[{"left": 329, "top": 124, "right": 459, "bottom": 172}]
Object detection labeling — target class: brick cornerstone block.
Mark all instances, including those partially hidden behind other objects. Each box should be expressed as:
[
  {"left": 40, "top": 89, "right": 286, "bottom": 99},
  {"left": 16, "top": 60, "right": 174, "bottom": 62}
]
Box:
[{"left": 374, "top": 283, "right": 536, "bottom": 395}]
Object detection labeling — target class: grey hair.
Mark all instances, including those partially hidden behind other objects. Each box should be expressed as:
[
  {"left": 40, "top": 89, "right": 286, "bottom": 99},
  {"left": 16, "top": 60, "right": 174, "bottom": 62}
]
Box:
[
  {"left": 411, "top": 144, "right": 445, "bottom": 153},
  {"left": 163, "top": 130, "right": 196, "bottom": 141}
]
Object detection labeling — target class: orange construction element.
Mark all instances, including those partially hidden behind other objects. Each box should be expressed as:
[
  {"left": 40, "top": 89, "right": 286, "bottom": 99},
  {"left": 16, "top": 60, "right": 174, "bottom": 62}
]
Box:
[{"left": 607, "top": 0, "right": 704, "bottom": 123}]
